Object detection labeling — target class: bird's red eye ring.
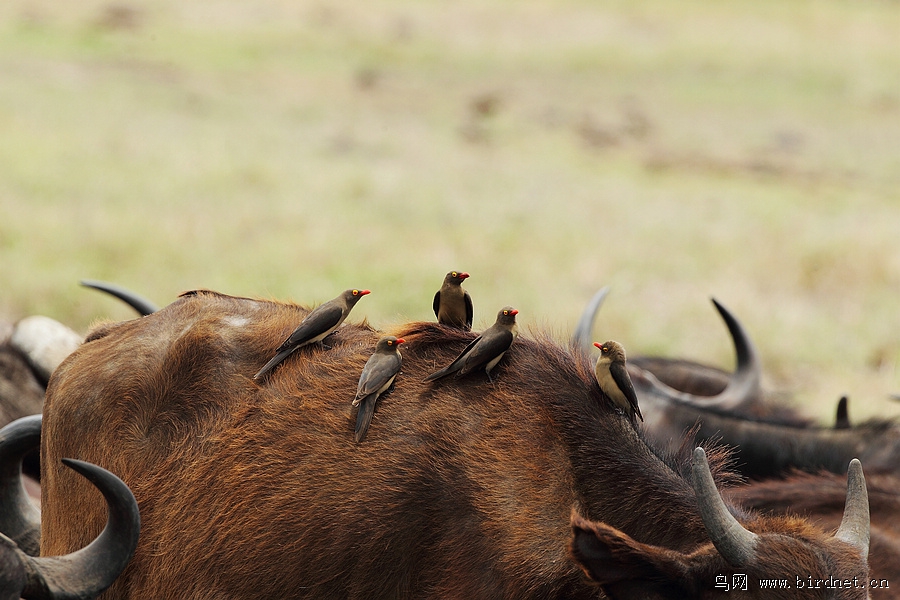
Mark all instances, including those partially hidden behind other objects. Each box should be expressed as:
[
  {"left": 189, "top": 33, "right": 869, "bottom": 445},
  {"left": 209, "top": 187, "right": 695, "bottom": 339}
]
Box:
[{"left": 353, "top": 290, "right": 359, "bottom": 295}]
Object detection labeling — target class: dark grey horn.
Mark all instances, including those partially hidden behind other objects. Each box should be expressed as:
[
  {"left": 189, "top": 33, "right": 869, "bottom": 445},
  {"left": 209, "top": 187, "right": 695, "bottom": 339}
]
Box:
[
  {"left": 834, "top": 458, "right": 870, "bottom": 561},
  {"left": 21, "top": 458, "right": 140, "bottom": 600},
  {"left": 637, "top": 298, "right": 761, "bottom": 412},
  {"left": 80, "top": 280, "right": 158, "bottom": 316},
  {"left": 834, "top": 396, "right": 850, "bottom": 430},
  {"left": 691, "top": 447, "right": 758, "bottom": 567},
  {"left": 572, "top": 286, "right": 610, "bottom": 353},
  {"left": 0, "top": 415, "right": 42, "bottom": 556}
]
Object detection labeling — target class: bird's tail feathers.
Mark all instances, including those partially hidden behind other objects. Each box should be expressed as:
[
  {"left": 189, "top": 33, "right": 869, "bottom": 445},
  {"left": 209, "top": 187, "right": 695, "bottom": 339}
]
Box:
[
  {"left": 253, "top": 349, "right": 292, "bottom": 380},
  {"left": 354, "top": 397, "right": 376, "bottom": 443},
  {"left": 423, "top": 368, "right": 448, "bottom": 382},
  {"left": 423, "top": 359, "right": 465, "bottom": 382}
]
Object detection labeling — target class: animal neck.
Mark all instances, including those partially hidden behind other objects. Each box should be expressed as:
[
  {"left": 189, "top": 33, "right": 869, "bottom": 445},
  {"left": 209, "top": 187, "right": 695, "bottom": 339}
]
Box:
[{"left": 559, "top": 396, "right": 710, "bottom": 552}]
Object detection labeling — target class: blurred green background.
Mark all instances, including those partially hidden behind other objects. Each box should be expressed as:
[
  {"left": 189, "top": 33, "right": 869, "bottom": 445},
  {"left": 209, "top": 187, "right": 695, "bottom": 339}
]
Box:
[{"left": 1, "top": 0, "right": 898, "bottom": 422}]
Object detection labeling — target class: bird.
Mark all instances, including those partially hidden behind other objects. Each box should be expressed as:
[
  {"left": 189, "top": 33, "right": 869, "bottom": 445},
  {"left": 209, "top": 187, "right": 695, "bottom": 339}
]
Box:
[
  {"left": 424, "top": 306, "right": 518, "bottom": 383},
  {"left": 352, "top": 336, "right": 404, "bottom": 443},
  {"left": 433, "top": 271, "right": 473, "bottom": 330},
  {"left": 593, "top": 340, "right": 643, "bottom": 423},
  {"left": 253, "top": 289, "right": 370, "bottom": 380}
]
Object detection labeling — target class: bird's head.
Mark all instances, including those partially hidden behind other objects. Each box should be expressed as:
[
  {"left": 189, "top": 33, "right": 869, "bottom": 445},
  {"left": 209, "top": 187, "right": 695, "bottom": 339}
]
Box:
[
  {"left": 446, "top": 271, "right": 470, "bottom": 284},
  {"left": 497, "top": 306, "right": 518, "bottom": 324},
  {"left": 594, "top": 340, "right": 626, "bottom": 362},
  {"left": 377, "top": 336, "right": 404, "bottom": 351},
  {"left": 347, "top": 289, "right": 371, "bottom": 301}
]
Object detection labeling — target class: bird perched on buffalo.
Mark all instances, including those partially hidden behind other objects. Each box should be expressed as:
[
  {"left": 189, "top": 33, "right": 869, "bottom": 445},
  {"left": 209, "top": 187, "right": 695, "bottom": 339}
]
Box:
[
  {"left": 424, "top": 307, "right": 518, "bottom": 383},
  {"left": 352, "top": 336, "right": 404, "bottom": 443},
  {"left": 433, "top": 270, "right": 473, "bottom": 330},
  {"left": 253, "top": 289, "right": 370, "bottom": 380},
  {"left": 593, "top": 340, "right": 643, "bottom": 423}
]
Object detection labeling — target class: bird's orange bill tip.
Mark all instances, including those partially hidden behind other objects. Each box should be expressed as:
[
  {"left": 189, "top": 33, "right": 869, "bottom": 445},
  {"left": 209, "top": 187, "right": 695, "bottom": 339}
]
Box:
[
  {"left": 510, "top": 309, "right": 519, "bottom": 315},
  {"left": 360, "top": 290, "right": 371, "bottom": 295},
  {"left": 593, "top": 342, "right": 602, "bottom": 349},
  {"left": 396, "top": 338, "right": 405, "bottom": 344},
  {"left": 460, "top": 272, "right": 470, "bottom": 279}
]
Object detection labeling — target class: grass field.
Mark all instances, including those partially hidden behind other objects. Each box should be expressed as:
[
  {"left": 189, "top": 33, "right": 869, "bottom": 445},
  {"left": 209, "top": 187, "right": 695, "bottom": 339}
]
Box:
[{"left": 1, "top": 0, "right": 898, "bottom": 423}]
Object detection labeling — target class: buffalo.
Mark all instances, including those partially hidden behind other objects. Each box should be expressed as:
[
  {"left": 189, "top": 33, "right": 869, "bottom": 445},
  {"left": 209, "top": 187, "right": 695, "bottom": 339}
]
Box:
[{"left": 37, "top": 290, "right": 869, "bottom": 599}]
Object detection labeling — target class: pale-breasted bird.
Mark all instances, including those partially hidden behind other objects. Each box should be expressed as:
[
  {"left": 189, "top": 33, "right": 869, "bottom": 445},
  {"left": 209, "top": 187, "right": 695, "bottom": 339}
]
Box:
[
  {"left": 352, "top": 336, "right": 404, "bottom": 443},
  {"left": 253, "top": 289, "right": 370, "bottom": 380},
  {"left": 433, "top": 271, "right": 473, "bottom": 330},
  {"left": 424, "top": 307, "right": 518, "bottom": 383},
  {"left": 593, "top": 340, "right": 643, "bottom": 423}
]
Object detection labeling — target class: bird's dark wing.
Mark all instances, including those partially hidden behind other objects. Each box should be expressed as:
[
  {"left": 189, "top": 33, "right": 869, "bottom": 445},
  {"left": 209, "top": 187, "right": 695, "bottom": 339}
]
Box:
[
  {"left": 278, "top": 302, "right": 345, "bottom": 350},
  {"left": 610, "top": 361, "right": 643, "bottom": 421},
  {"left": 463, "top": 291, "right": 474, "bottom": 330},
  {"left": 458, "top": 328, "right": 513, "bottom": 375},
  {"left": 356, "top": 354, "right": 401, "bottom": 399},
  {"left": 354, "top": 396, "right": 377, "bottom": 443},
  {"left": 254, "top": 303, "right": 346, "bottom": 380},
  {"left": 432, "top": 290, "right": 442, "bottom": 320},
  {"left": 423, "top": 335, "right": 482, "bottom": 382}
]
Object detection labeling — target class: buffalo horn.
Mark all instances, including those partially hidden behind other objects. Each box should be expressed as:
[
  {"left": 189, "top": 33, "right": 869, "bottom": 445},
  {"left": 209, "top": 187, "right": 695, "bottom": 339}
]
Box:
[
  {"left": 834, "top": 458, "right": 870, "bottom": 561},
  {"left": 691, "top": 447, "right": 758, "bottom": 567},
  {"left": 0, "top": 415, "right": 42, "bottom": 556},
  {"left": 22, "top": 458, "right": 140, "bottom": 600},
  {"left": 571, "top": 286, "right": 610, "bottom": 353},
  {"left": 80, "top": 280, "right": 158, "bottom": 316},
  {"left": 636, "top": 298, "right": 761, "bottom": 412},
  {"left": 834, "top": 396, "right": 850, "bottom": 430}
]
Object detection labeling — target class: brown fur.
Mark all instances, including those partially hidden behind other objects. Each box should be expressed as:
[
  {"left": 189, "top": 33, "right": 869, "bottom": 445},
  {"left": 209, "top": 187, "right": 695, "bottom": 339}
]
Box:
[
  {"left": 39, "top": 291, "right": 868, "bottom": 599},
  {"left": 571, "top": 513, "right": 870, "bottom": 599}
]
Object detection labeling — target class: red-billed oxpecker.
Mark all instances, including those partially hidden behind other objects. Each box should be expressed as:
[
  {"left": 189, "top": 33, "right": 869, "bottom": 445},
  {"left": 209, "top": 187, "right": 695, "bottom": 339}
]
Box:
[
  {"left": 352, "top": 336, "right": 404, "bottom": 443},
  {"left": 594, "top": 340, "right": 643, "bottom": 423},
  {"left": 253, "top": 288, "right": 370, "bottom": 380},
  {"left": 433, "top": 271, "right": 473, "bottom": 330},
  {"left": 424, "top": 306, "right": 518, "bottom": 383}
]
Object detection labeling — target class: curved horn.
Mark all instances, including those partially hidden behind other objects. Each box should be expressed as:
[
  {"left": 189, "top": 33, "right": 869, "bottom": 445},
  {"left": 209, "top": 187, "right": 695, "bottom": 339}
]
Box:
[
  {"left": 10, "top": 317, "right": 82, "bottom": 384},
  {"left": 1, "top": 533, "right": 28, "bottom": 599},
  {"left": 639, "top": 298, "right": 761, "bottom": 412},
  {"left": 691, "top": 447, "right": 758, "bottom": 567},
  {"left": 834, "top": 396, "right": 850, "bottom": 430},
  {"left": 0, "top": 415, "right": 42, "bottom": 556},
  {"left": 834, "top": 458, "right": 869, "bottom": 561},
  {"left": 22, "top": 458, "right": 140, "bottom": 600},
  {"left": 572, "top": 286, "right": 610, "bottom": 353},
  {"left": 80, "top": 280, "right": 158, "bottom": 316}
]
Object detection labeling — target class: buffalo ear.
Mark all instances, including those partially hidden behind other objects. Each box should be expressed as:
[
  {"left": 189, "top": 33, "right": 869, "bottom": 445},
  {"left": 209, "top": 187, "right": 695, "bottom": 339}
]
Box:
[{"left": 569, "top": 515, "right": 692, "bottom": 600}]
